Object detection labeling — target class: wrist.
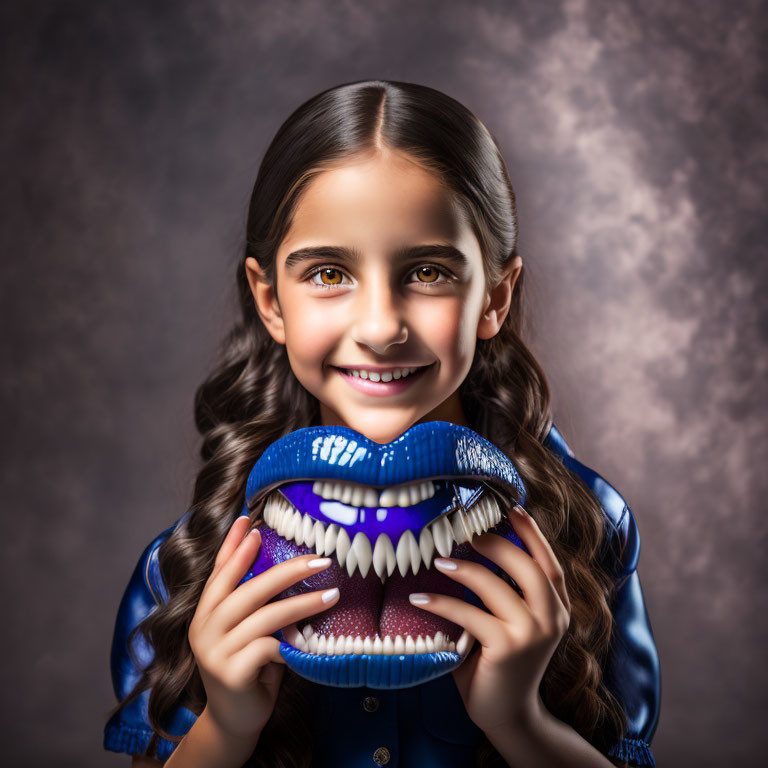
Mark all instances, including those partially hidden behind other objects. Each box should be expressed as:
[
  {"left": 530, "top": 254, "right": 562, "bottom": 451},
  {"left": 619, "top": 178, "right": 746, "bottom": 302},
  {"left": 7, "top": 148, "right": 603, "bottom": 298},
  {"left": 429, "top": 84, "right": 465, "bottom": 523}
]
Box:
[
  {"left": 484, "top": 693, "right": 545, "bottom": 743},
  {"left": 482, "top": 694, "right": 550, "bottom": 768},
  {"left": 199, "top": 705, "right": 262, "bottom": 755},
  {"left": 165, "top": 706, "right": 262, "bottom": 768},
  {"left": 483, "top": 695, "right": 615, "bottom": 768}
]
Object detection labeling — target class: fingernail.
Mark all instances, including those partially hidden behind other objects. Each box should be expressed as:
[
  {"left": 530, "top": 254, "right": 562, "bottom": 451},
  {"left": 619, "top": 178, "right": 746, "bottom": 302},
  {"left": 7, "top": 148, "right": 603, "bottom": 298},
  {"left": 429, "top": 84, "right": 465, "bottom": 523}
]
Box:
[
  {"left": 512, "top": 504, "right": 527, "bottom": 516},
  {"left": 409, "top": 593, "right": 431, "bottom": 605},
  {"left": 321, "top": 587, "right": 339, "bottom": 603},
  {"left": 434, "top": 558, "right": 457, "bottom": 571},
  {"left": 307, "top": 557, "right": 332, "bottom": 569},
  {"left": 248, "top": 527, "right": 261, "bottom": 537}
]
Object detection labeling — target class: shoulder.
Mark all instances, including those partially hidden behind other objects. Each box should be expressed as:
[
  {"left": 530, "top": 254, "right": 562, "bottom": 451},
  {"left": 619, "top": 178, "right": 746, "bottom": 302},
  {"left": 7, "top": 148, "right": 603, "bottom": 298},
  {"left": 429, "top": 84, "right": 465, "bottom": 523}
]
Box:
[
  {"left": 543, "top": 423, "right": 640, "bottom": 587},
  {"left": 544, "top": 424, "right": 661, "bottom": 755},
  {"left": 143, "top": 525, "right": 174, "bottom": 604},
  {"left": 120, "top": 508, "right": 194, "bottom": 615},
  {"left": 105, "top": 516, "right": 197, "bottom": 759},
  {"left": 109, "top": 522, "right": 178, "bottom": 700}
]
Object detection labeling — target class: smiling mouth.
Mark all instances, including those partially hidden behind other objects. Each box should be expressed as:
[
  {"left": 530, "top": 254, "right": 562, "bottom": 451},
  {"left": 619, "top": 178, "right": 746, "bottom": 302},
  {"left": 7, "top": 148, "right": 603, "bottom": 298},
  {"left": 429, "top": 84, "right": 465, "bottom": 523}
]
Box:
[{"left": 332, "top": 363, "right": 433, "bottom": 383}]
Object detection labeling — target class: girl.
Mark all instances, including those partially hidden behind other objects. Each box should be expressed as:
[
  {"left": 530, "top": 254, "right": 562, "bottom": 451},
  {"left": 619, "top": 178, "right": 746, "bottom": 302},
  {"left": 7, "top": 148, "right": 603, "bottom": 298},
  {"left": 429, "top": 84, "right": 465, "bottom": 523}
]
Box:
[{"left": 105, "top": 79, "right": 660, "bottom": 767}]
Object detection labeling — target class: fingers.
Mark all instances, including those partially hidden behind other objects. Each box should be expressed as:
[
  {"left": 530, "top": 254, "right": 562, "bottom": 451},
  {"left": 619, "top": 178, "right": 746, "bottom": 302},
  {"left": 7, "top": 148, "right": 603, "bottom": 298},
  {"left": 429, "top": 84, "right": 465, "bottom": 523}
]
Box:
[
  {"left": 198, "top": 522, "right": 263, "bottom": 620},
  {"left": 426, "top": 555, "right": 529, "bottom": 625},
  {"left": 467, "top": 531, "right": 563, "bottom": 629},
  {"left": 407, "top": 590, "right": 508, "bottom": 656},
  {"left": 505, "top": 504, "right": 571, "bottom": 614},
  {"left": 211, "top": 515, "right": 251, "bottom": 577},
  {"left": 214, "top": 554, "right": 336, "bottom": 634},
  {"left": 228, "top": 636, "right": 285, "bottom": 685},
  {"left": 220, "top": 584, "right": 340, "bottom": 656}
]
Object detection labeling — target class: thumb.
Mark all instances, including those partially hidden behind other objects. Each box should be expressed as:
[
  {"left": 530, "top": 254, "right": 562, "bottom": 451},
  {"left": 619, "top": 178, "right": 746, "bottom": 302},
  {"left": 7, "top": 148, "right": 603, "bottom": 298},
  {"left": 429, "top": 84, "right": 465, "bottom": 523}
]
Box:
[
  {"left": 258, "top": 660, "right": 286, "bottom": 696},
  {"left": 267, "top": 636, "right": 287, "bottom": 665}
]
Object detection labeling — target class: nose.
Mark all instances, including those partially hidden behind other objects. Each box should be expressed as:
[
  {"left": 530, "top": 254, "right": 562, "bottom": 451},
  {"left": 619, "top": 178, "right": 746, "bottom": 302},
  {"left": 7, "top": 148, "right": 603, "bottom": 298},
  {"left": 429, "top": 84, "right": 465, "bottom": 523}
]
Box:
[{"left": 350, "top": 279, "right": 408, "bottom": 354}]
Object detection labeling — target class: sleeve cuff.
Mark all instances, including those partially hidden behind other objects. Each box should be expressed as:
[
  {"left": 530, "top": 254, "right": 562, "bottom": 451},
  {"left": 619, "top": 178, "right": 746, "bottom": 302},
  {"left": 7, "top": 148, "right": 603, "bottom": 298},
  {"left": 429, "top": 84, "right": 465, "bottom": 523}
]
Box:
[
  {"left": 607, "top": 736, "right": 656, "bottom": 767},
  {"left": 103, "top": 716, "right": 180, "bottom": 761}
]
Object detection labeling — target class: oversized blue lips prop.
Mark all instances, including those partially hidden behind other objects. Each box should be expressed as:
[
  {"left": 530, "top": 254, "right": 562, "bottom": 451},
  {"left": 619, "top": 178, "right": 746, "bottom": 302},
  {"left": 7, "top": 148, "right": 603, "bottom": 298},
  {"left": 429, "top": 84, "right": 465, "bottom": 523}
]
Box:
[{"left": 239, "top": 421, "right": 529, "bottom": 689}]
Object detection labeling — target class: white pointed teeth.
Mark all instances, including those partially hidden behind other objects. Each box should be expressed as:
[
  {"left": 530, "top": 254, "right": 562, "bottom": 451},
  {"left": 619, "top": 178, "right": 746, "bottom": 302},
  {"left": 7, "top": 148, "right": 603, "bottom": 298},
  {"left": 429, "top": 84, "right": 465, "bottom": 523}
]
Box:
[
  {"left": 331, "top": 529, "right": 376, "bottom": 580},
  {"left": 389, "top": 494, "right": 502, "bottom": 577},
  {"left": 431, "top": 515, "right": 454, "bottom": 558},
  {"left": 292, "top": 627, "right": 457, "bottom": 656},
  {"left": 395, "top": 529, "right": 421, "bottom": 577},
  {"left": 334, "top": 526, "right": 351, "bottom": 571},
  {"left": 372, "top": 533, "right": 396, "bottom": 582},
  {"left": 418, "top": 526, "right": 435, "bottom": 570},
  {"left": 456, "top": 629, "right": 476, "bottom": 656},
  {"left": 283, "top": 622, "right": 304, "bottom": 648},
  {"left": 262, "top": 489, "right": 504, "bottom": 580},
  {"left": 311, "top": 479, "right": 436, "bottom": 508},
  {"left": 446, "top": 494, "right": 503, "bottom": 546},
  {"left": 349, "top": 531, "right": 373, "bottom": 578}
]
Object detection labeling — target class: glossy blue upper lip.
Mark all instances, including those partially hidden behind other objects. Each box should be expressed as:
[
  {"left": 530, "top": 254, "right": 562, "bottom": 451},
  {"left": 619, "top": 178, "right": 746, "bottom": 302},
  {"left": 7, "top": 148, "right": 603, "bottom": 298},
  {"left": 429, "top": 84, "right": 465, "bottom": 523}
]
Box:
[{"left": 245, "top": 420, "right": 526, "bottom": 507}]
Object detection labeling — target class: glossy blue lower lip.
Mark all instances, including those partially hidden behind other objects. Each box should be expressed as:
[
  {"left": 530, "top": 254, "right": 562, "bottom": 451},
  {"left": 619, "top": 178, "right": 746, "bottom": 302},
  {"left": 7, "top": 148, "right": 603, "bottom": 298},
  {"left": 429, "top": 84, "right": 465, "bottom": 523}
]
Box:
[{"left": 277, "top": 639, "right": 463, "bottom": 688}]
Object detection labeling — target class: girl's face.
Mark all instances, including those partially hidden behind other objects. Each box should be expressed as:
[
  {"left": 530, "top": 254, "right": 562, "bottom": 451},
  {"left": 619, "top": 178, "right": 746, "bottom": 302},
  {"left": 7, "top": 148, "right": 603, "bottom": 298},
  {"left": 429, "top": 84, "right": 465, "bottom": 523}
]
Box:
[{"left": 246, "top": 149, "right": 521, "bottom": 444}]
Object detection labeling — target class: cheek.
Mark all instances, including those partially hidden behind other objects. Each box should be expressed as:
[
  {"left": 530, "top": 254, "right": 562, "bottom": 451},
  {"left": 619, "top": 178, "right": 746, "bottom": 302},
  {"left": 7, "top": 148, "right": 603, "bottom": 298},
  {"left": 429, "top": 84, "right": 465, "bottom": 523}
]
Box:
[
  {"left": 281, "top": 299, "right": 342, "bottom": 371},
  {"left": 413, "top": 299, "right": 477, "bottom": 370}
]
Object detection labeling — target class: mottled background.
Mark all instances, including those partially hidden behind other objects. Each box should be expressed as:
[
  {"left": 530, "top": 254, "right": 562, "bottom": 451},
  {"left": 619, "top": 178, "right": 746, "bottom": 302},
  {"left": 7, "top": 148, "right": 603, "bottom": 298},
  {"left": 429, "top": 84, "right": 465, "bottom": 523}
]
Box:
[{"left": 1, "top": 1, "right": 765, "bottom": 766}]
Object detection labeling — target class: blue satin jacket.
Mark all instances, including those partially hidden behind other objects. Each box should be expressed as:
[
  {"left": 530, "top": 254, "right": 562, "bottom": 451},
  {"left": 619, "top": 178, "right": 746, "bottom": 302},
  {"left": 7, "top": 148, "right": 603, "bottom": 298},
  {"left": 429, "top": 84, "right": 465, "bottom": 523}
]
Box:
[{"left": 104, "top": 424, "right": 661, "bottom": 766}]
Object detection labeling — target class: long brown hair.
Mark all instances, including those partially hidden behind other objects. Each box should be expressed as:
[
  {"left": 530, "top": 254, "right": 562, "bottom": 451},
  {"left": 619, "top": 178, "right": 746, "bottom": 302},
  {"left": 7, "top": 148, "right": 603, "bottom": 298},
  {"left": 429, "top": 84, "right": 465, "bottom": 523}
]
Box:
[{"left": 116, "top": 79, "right": 629, "bottom": 766}]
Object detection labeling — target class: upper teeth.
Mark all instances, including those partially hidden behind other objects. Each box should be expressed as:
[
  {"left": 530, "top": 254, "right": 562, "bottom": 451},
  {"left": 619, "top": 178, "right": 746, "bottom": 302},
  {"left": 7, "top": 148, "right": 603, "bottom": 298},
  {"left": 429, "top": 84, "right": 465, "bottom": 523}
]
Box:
[
  {"left": 346, "top": 366, "right": 420, "bottom": 382},
  {"left": 261, "top": 491, "right": 503, "bottom": 581},
  {"left": 312, "top": 480, "right": 436, "bottom": 508}
]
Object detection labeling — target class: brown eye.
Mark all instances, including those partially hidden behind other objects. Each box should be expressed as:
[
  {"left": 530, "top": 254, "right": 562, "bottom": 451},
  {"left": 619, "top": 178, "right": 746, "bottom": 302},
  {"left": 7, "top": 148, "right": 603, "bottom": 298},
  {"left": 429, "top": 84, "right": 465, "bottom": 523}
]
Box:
[
  {"left": 415, "top": 266, "right": 439, "bottom": 283},
  {"left": 319, "top": 268, "right": 342, "bottom": 285}
]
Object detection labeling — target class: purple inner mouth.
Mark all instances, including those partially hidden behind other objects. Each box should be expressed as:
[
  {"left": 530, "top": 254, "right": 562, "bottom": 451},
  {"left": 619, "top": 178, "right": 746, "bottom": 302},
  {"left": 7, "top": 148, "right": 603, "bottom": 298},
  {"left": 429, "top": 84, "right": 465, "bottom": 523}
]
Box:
[{"left": 252, "top": 514, "right": 521, "bottom": 645}]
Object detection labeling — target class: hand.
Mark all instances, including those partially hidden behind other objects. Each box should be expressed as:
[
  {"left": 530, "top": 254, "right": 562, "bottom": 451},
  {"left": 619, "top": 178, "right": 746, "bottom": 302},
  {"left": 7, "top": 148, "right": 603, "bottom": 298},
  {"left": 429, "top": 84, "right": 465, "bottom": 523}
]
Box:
[
  {"left": 408, "top": 503, "right": 571, "bottom": 738},
  {"left": 188, "top": 516, "right": 340, "bottom": 742}
]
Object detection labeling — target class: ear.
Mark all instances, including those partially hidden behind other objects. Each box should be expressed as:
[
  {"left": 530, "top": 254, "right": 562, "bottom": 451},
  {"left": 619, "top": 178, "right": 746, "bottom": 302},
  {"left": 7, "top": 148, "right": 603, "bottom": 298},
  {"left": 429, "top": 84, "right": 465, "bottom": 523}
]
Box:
[
  {"left": 477, "top": 255, "right": 523, "bottom": 340},
  {"left": 244, "top": 257, "right": 286, "bottom": 345}
]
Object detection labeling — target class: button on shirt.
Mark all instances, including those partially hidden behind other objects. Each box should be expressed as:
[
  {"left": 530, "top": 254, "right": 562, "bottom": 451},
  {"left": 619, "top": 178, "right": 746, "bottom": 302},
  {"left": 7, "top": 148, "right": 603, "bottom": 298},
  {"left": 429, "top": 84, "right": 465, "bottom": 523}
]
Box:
[{"left": 309, "top": 672, "right": 483, "bottom": 768}]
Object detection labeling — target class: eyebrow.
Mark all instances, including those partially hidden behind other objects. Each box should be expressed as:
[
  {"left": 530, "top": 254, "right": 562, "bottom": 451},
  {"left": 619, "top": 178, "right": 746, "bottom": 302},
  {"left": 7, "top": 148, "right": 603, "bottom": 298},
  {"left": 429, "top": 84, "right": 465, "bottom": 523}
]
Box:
[{"left": 283, "top": 244, "right": 470, "bottom": 273}]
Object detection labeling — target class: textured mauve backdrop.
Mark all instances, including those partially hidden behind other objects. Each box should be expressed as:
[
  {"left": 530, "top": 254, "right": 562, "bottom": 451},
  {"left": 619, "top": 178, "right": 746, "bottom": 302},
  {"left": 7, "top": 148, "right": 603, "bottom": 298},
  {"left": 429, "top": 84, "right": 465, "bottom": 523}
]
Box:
[{"left": 1, "top": 1, "right": 765, "bottom": 766}]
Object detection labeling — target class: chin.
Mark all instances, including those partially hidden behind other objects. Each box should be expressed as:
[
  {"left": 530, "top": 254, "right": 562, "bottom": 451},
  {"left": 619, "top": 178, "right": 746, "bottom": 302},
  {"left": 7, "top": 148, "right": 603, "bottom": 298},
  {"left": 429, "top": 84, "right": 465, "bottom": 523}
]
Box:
[{"left": 239, "top": 420, "right": 528, "bottom": 689}]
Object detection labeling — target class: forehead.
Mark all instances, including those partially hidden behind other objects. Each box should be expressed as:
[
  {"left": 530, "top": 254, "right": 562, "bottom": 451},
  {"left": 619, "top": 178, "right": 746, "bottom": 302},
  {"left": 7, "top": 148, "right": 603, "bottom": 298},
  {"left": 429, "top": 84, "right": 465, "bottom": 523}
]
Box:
[{"left": 280, "top": 152, "right": 473, "bottom": 251}]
